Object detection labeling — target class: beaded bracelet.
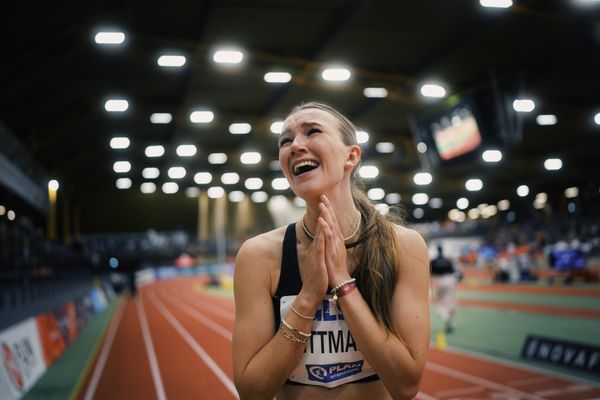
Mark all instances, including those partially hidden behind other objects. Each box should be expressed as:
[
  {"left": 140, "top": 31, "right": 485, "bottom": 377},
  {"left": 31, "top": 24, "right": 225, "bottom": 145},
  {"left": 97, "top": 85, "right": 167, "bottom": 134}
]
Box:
[{"left": 329, "top": 279, "right": 357, "bottom": 304}]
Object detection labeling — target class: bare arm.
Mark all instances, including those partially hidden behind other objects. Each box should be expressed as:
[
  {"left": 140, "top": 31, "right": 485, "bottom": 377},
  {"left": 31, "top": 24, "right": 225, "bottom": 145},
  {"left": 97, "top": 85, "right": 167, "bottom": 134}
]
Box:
[
  {"left": 336, "top": 229, "right": 430, "bottom": 399},
  {"left": 317, "top": 196, "right": 430, "bottom": 399},
  {"left": 232, "top": 233, "right": 327, "bottom": 399}
]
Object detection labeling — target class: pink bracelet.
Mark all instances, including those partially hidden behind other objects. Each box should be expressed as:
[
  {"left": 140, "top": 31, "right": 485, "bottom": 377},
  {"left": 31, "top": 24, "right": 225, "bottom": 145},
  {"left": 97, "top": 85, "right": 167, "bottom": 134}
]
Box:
[{"left": 330, "top": 282, "right": 357, "bottom": 304}]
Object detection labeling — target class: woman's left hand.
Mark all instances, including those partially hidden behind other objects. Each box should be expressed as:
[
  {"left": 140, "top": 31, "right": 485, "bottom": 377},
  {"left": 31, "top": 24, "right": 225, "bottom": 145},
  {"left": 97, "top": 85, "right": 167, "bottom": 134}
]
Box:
[{"left": 318, "top": 194, "right": 352, "bottom": 287}]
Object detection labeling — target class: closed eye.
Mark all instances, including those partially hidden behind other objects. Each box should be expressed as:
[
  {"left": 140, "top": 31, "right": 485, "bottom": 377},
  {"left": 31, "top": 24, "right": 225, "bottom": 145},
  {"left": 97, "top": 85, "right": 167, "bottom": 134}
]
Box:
[{"left": 306, "top": 127, "right": 320, "bottom": 136}]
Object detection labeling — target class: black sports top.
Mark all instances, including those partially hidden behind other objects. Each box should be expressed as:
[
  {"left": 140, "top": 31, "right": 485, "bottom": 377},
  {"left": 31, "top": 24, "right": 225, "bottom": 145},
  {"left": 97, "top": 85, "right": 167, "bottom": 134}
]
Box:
[{"left": 272, "top": 223, "right": 380, "bottom": 387}]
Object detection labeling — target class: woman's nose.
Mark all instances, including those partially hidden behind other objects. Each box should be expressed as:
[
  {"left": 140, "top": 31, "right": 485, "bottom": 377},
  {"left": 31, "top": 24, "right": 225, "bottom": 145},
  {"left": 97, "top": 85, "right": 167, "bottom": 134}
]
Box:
[{"left": 290, "top": 136, "right": 307, "bottom": 154}]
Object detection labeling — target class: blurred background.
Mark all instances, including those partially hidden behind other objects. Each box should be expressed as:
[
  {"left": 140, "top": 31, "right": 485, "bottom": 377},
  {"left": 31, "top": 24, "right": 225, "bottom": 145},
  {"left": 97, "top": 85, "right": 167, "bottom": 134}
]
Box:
[{"left": 1, "top": 1, "right": 599, "bottom": 399}]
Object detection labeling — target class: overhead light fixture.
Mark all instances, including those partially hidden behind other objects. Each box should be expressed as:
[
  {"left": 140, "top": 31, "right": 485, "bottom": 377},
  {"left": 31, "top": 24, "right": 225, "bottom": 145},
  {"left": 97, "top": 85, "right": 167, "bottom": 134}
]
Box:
[
  {"left": 94, "top": 31, "right": 125, "bottom": 45},
  {"left": 142, "top": 168, "right": 159, "bottom": 179},
  {"left": 213, "top": 49, "right": 244, "bottom": 64},
  {"left": 536, "top": 114, "right": 557, "bottom": 126},
  {"left": 244, "top": 178, "right": 263, "bottom": 190},
  {"left": 413, "top": 208, "right": 424, "bottom": 219},
  {"left": 564, "top": 187, "right": 579, "bottom": 198},
  {"left": 358, "top": 165, "right": 379, "bottom": 179},
  {"left": 140, "top": 182, "right": 156, "bottom": 194},
  {"left": 150, "top": 113, "right": 172, "bottom": 124},
  {"left": 207, "top": 186, "right": 225, "bottom": 199},
  {"left": 479, "top": 0, "right": 513, "bottom": 8},
  {"left": 513, "top": 99, "right": 535, "bottom": 113},
  {"left": 116, "top": 178, "right": 132, "bottom": 189},
  {"left": 113, "top": 161, "right": 131, "bottom": 173},
  {"left": 482, "top": 149, "right": 502, "bottom": 162},
  {"left": 594, "top": 112, "right": 600, "bottom": 125},
  {"left": 465, "top": 178, "right": 483, "bottom": 191},
  {"left": 367, "top": 188, "right": 385, "bottom": 201},
  {"left": 412, "top": 193, "right": 429, "bottom": 205},
  {"left": 194, "top": 172, "right": 212, "bottom": 185},
  {"left": 229, "top": 123, "right": 252, "bottom": 134},
  {"left": 185, "top": 187, "right": 200, "bottom": 198},
  {"left": 240, "top": 152, "right": 261, "bottom": 165},
  {"left": 385, "top": 193, "right": 401, "bottom": 204},
  {"left": 190, "top": 110, "right": 214, "bottom": 123},
  {"left": 176, "top": 144, "right": 197, "bottom": 157},
  {"left": 420, "top": 84, "right": 446, "bottom": 98},
  {"left": 270, "top": 121, "right": 284, "bottom": 134},
  {"left": 321, "top": 67, "right": 351, "bottom": 82},
  {"left": 517, "top": 185, "right": 530, "bottom": 197},
  {"left": 356, "top": 130, "right": 369, "bottom": 144},
  {"left": 457, "top": 197, "right": 469, "bottom": 210},
  {"left": 271, "top": 178, "right": 290, "bottom": 191},
  {"left": 375, "top": 142, "right": 395, "bottom": 153},
  {"left": 208, "top": 153, "right": 227, "bottom": 164},
  {"left": 414, "top": 172, "right": 433, "bottom": 186},
  {"left": 110, "top": 137, "right": 130, "bottom": 149},
  {"left": 251, "top": 191, "right": 268, "bottom": 203},
  {"left": 168, "top": 167, "right": 186, "bottom": 179},
  {"left": 162, "top": 182, "right": 179, "bottom": 194},
  {"left": 363, "top": 87, "right": 388, "bottom": 98},
  {"left": 221, "top": 172, "right": 240, "bottom": 185},
  {"left": 145, "top": 145, "right": 165, "bottom": 158},
  {"left": 229, "top": 191, "right": 246, "bottom": 202},
  {"left": 264, "top": 72, "right": 292, "bottom": 83},
  {"left": 544, "top": 158, "right": 562, "bottom": 171},
  {"left": 104, "top": 99, "right": 129, "bottom": 112},
  {"left": 157, "top": 55, "right": 186, "bottom": 67},
  {"left": 48, "top": 180, "right": 59, "bottom": 191},
  {"left": 417, "top": 142, "right": 428, "bottom": 153}
]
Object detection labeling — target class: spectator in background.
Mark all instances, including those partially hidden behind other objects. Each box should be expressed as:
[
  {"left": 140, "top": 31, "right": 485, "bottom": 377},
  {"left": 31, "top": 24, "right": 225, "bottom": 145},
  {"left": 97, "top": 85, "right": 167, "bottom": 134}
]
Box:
[{"left": 430, "top": 245, "right": 458, "bottom": 334}]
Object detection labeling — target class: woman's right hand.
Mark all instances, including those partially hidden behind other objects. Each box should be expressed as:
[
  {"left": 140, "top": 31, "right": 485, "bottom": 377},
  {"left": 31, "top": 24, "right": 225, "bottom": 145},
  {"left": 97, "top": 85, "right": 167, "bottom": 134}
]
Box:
[{"left": 298, "top": 219, "right": 329, "bottom": 308}]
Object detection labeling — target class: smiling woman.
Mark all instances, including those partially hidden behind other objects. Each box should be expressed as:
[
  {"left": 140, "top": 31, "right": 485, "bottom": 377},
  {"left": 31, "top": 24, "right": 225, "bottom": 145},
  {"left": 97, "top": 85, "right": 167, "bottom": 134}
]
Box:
[{"left": 232, "top": 101, "right": 431, "bottom": 400}]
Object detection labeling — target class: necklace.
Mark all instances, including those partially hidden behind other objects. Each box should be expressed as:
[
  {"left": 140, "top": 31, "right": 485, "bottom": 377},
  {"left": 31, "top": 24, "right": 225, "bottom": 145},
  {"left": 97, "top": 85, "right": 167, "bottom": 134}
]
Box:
[{"left": 302, "top": 210, "right": 361, "bottom": 243}]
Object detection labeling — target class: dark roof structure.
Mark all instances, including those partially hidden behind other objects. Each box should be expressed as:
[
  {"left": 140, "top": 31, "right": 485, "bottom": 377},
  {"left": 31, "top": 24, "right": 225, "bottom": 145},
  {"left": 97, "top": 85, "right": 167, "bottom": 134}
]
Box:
[{"left": 1, "top": 0, "right": 599, "bottom": 232}]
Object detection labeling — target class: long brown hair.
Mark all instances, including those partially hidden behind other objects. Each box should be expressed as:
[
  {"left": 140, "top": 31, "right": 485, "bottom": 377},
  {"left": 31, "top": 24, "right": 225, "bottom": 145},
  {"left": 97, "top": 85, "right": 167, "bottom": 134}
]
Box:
[{"left": 287, "top": 101, "right": 404, "bottom": 334}]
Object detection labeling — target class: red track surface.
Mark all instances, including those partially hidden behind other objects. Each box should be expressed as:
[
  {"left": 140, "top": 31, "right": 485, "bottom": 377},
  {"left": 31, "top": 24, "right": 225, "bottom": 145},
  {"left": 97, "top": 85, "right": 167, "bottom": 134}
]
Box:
[{"left": 76, "top": 277, "right": 600, "bottom": 399}]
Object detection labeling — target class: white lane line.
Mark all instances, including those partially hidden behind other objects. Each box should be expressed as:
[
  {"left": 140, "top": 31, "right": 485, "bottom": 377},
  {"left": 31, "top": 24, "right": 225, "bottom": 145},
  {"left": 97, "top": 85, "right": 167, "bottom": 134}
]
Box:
[
  {"left": 166, "top": 287, "right": 235, "bottom": 321},
  {"left": 425, "top": 362, "right": 548, "bottom": 400},
  {"left": 83, "top": 299, "right": 126, "bottom": 400},
  {"left": 434, "top": 385, "right": 484, "bottom": 397},
  {"left": 156, "top": 289, "right": 232, "bottom": 340},
  {"left": 415, "top": 391, "right": 441, "bottom": 400},
  {"left": 148, "top": 291, "right": 239, "bottom": 399},
  {"left": 137, "top": 297, "right": 168, "bottom": 400}
]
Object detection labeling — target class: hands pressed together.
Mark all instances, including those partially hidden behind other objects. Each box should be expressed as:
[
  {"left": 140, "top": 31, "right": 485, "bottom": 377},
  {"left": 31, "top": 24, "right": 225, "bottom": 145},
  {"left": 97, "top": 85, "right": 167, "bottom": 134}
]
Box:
[{"left": 299, "top": 195, "right": 354, "bottom": 306}]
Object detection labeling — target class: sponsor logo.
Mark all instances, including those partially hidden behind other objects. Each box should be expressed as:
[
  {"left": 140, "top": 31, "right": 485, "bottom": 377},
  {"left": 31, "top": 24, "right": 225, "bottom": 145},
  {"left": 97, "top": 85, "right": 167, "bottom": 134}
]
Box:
[
  {"left": 306, "top": 360, "right": 364, "bottom": 383},
  {"left": 2, "top": 342, "right": 24, "bottom": 391},
  {"left": 521, "top": 335, "right": 600, "bottom": 375}
]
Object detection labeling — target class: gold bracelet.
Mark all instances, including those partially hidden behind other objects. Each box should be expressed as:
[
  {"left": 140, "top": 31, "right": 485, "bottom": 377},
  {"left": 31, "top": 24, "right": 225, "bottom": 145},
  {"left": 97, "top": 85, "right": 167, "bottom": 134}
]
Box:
[
  {"left": 291, "top": 305, "right": 315, "bottom": 320},
  {"left": 281, "top": 318, "right": 312, "bottom": 338},
  {"left": 279, "top": 326, "right": 310, "bottom": 344}
]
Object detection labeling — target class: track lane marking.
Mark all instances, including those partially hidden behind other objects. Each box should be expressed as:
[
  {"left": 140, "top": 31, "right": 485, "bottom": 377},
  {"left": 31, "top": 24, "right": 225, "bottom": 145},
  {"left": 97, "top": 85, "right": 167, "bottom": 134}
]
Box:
[
  {"left": 425, "top": 362, "right": 548, "bottom": 400},
  {"left": 137, "top": 296, "right": 168, "bottom": 400},
  {"left": 156, "top": 289, "right": 232, "bottom": 340},
  {"left": 162, "top": 287, "right": 235, "bottom": 321},
  {"left": 83, "top": 298, "right": 126, "bottom": 400},
  {"left": 147, "top": 291, "right": 239, "bottom": 399}
]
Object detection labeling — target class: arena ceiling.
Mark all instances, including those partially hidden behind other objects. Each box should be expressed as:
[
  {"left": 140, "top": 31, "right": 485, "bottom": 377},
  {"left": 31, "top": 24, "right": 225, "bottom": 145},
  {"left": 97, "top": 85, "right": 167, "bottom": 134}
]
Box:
[{"left": 1, "top": 0, "right": 599, "bottom": 227}]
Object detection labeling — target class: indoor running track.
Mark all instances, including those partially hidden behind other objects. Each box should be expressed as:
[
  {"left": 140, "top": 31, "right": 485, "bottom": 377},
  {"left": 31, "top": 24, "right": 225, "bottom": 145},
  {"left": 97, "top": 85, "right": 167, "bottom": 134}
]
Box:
[{"left": 75, "top": 277, "right": 600, "bottom": 400}]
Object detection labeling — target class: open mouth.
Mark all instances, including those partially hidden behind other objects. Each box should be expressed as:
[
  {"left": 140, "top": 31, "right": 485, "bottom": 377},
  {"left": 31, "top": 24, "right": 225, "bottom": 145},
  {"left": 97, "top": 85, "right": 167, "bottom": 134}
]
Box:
[{"left": 293, "top": 160, "right": 320, "bottom": 176}]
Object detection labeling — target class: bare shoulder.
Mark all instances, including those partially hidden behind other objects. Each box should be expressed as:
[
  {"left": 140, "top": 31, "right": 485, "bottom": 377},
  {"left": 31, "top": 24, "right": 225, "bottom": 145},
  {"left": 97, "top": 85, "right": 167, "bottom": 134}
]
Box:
[
  {"left": 234, "top": 225, "right": 289, "bottom": 291},
  {"left": 236, "top": 226, "right": 287, "bottom": 264},
  {"left": 393, "top": 225, "right": 429, "bottom": 269}
]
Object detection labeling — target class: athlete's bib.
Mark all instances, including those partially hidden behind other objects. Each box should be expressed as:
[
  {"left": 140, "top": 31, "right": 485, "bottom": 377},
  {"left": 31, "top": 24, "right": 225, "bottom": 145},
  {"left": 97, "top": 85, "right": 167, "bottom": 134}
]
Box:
[{"left": 280, "top": 295, "right": 376, "bottom": 388}]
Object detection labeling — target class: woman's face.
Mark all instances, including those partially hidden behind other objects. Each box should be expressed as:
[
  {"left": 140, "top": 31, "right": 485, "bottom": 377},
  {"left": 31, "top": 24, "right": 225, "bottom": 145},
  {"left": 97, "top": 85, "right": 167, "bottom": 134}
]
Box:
[{"left": 279, "top": 108, "right": 357, "bottom": 199}]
